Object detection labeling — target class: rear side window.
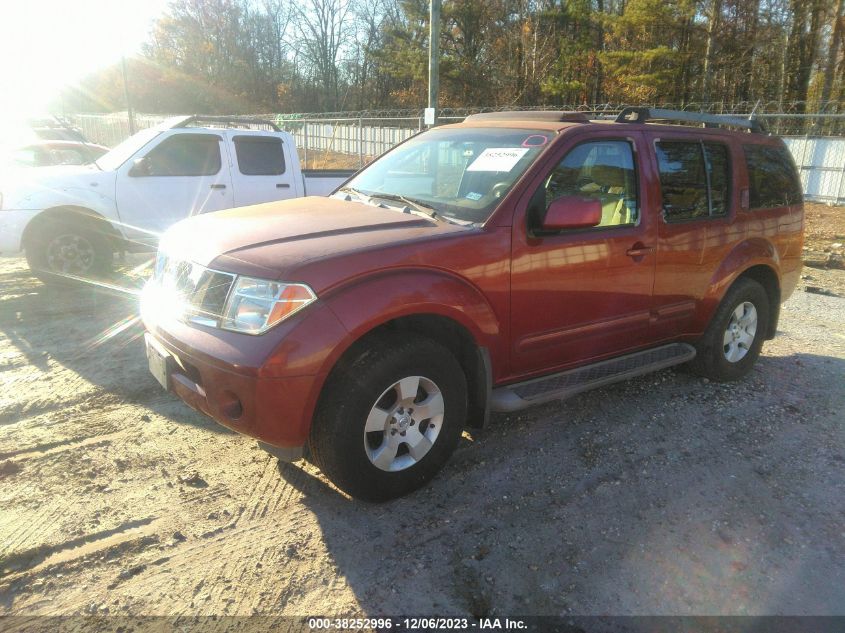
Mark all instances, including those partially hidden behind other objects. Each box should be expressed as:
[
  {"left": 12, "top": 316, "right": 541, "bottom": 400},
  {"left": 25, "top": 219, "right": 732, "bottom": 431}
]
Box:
[
  {"left": 234, "top": 136, "right": 286, "bottom": 175},
  {"left": 143, "top": 134, "right": 222, "bottom": 177},
  {"left": 655, "top": 140, "right": 730, "bottom": 221},
  {"left": 743, "top": 144, "right": 802, "bottom": 209}
]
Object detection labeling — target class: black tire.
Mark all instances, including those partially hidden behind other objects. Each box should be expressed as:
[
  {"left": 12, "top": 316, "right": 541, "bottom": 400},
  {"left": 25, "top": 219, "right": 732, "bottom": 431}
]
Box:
[
  {"left": 689, "top": 277, "right": 770, "bottom": 382},
  {"left": 24, "top": 220, "right": 112, "bottom": 284},
  {"left": 308, "top": 333, "right": 468, "bottom": 501}
]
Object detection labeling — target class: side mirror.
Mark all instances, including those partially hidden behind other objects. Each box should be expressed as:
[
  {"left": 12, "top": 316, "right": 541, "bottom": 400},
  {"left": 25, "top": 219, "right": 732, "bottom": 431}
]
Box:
[
  {"left": 542, "top": 196, "right": 601, "bottom": 231},
  {"left": 129, "top": 156, "right": 151, "bottom": 177}
]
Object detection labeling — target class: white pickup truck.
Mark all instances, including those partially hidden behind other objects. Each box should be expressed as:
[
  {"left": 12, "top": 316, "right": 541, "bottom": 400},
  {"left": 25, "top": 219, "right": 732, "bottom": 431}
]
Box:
[{"left": 0, "top": 116, "right": 354, "bottom": 281}]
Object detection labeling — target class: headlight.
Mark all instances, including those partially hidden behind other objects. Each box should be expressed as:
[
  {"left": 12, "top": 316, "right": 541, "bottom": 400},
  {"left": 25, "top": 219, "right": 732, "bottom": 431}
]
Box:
[{"left": 221, "top": 276, "right": 316, "bottom": 335}]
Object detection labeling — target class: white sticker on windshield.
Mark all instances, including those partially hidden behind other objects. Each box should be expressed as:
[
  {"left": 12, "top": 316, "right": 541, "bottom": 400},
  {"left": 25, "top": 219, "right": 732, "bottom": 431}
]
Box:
[{"left": 466, "top": 148, "right": 529, "bottom": 172}]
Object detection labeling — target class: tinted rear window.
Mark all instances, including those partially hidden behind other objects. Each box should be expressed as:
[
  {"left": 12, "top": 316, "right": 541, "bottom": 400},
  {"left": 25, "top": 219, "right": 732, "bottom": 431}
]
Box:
[
  {"left": 655, "top": 140, "right": 730, "bottom": 221},
  {"left": 743, "top": 144, "right": 802, "bottom": 209},
  {"left": 234, "top": 136, "right": 286, "bottom": 175}
]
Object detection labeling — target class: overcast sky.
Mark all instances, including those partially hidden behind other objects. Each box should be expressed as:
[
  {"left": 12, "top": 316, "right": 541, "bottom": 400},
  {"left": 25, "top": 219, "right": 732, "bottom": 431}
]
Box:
[{"left": 0, "top": 0, "right": 169, "bottom": 118}]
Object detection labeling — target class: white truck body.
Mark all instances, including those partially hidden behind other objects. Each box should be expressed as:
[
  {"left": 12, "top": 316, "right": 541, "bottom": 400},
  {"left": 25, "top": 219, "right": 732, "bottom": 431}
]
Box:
[{"left": 0, "top": 118, "right": 351, "bottom": 256}]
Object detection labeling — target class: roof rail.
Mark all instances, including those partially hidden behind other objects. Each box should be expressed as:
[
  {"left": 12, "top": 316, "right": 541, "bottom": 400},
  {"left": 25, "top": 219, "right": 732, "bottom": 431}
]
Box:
[
  {"left": 465, "top": 111, "right": 589, "bottom": 123},
  {"left": 615, "top": 107, "right": 768, "bottom": 134},
  {"left": 172, "top": 115, "right": 281, "bottom": 132}
]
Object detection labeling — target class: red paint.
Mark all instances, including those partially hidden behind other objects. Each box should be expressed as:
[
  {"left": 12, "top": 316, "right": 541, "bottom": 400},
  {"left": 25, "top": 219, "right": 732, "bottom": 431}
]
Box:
[
  {"left": 143, "top": 119, "right": 804, "bottom": 449},
  {"left": 541, "top": 196, "right": 602, "bottom": 231}
]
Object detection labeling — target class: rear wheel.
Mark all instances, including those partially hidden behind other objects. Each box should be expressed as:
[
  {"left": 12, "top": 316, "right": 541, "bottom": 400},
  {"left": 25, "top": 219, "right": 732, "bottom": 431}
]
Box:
[
  {"left": 689, "top": 277, "right": 770, "bottom": 382},
  {"left": 308, "top": 334, "right": 467, "bottom": 501},
  {"left": 25, "top": 220, "right": 112, "bottom": 284}
]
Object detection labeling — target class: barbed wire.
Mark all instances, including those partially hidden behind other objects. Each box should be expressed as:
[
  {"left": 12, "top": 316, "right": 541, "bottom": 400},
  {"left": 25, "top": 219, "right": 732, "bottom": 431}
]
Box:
[{"left": 270, "top": 101, "right": 844, "bottom": 120}]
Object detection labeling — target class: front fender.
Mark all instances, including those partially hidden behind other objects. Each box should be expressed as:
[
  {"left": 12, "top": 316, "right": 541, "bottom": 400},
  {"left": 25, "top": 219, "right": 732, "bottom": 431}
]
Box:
[
  {"left": 18, "top": 188, "right": 120, "bottom": 235},
  {"left": 260, "top": 269, "right": 504, "bottom": 443},
  {"left": 324, "top": 268, "right": 501, "bottom": 348}
]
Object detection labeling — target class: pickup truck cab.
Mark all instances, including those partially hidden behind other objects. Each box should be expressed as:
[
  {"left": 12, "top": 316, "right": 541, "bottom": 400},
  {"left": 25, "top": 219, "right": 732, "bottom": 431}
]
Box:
[
  {"left": 0, "top": 116, "right": 352, "bottom": 281},
  {"left": 141, "top": 108, "right": 804, "bottom": 500}
]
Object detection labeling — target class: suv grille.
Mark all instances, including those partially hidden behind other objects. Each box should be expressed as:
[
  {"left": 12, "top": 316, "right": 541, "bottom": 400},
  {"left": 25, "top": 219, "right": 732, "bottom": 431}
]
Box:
[{"left": 155, "top": 254, "right": 235, "bottom": 326}]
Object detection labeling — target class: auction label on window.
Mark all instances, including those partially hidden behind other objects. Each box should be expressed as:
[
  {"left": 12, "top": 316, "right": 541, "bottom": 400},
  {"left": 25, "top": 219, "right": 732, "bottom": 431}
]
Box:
[{"left": 466, "top": 147, "right": 529, "bottom": 172}]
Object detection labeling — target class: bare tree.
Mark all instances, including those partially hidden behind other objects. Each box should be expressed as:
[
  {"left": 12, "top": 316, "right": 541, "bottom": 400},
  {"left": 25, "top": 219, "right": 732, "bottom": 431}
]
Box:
[{"left": 293, "top": 0, "right": 355, "bottom": 110}]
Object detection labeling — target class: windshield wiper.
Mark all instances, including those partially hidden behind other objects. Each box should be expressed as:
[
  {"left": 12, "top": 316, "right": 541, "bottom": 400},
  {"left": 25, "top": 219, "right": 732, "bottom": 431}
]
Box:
[
  {"left": 337, "top": 186, "right": 375, "bottom": 205},
  {"left": 369, "top": 193, "right": 443, "bottom": 221}
]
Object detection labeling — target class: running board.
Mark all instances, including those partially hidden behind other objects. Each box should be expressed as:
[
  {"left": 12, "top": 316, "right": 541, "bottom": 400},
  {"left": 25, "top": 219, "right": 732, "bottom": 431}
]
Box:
[{"left": 490, "top": 343, "right": 696, "bottom": 413}]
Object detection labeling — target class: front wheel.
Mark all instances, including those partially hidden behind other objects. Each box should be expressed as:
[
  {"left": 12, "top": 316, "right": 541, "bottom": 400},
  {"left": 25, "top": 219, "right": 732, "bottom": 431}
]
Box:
[
  {"left": 25, "top": 221, "right": 112, "bottom": 284},
  {"left": 308, "top": 334, "right": 467, "bottom": 501},
  {"left": 689, "top": 277, "right": 770, "bottom": 382}
]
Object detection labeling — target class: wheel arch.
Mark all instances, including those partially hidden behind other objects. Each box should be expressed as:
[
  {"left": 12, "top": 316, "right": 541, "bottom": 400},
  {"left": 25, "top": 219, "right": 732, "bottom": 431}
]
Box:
[
  {"left": 734, "top": 264, "right": 780, "bottom": 339},
  {"left": 21, "top": 205, "right": 123, "bottom": 253},
  {"left": 697, "top": 237, "right": 782, "bottom": 340},
  {"left": 318, "top": 312, "right": 493, "bottom": 432}
]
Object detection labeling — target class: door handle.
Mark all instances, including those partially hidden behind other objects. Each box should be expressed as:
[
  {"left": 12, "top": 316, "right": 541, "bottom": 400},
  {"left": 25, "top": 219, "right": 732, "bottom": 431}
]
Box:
[
  {"left": 626, "top": 244, "right": 654, "bottom": 258},
  {"left": 210, "top": 184, "right": 226, "bottom": 190},
  {"left": 276, "top": 183, "right": 290, "bottom": 189}
]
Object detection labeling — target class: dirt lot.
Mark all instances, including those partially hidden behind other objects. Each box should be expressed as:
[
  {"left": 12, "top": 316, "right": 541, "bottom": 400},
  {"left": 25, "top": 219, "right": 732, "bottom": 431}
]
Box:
[{"left": 1, "top": 205, "right": 844, "bottom": 621}]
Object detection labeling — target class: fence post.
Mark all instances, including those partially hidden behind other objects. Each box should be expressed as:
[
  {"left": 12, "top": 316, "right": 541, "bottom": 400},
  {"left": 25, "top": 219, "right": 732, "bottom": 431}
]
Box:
[
  {"left": 303, "top": 123, "right": 309, "bottom": 171},
  {"left": 837, "top": 143, "right": 845, "bottom": 204},
  {"left": 358, "top": 117, "right": 364, "bottom": 169}
]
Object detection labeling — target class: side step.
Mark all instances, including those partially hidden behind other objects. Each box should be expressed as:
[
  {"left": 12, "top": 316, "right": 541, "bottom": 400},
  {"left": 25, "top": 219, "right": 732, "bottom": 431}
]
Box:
[{"left": 490, "top": 343, "right": 696, "bottom": 413}]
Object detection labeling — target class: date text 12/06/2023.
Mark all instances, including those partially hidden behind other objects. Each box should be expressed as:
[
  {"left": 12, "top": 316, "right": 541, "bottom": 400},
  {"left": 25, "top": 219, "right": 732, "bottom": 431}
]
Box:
[{"left": 306, "top": 617, "right": 528, "bottom": 630}]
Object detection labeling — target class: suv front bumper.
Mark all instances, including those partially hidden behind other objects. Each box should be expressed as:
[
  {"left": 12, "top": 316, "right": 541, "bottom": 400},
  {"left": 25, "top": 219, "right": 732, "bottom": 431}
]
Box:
[{"left": 142, "top": 297, "right": 350, "bottom": 453}]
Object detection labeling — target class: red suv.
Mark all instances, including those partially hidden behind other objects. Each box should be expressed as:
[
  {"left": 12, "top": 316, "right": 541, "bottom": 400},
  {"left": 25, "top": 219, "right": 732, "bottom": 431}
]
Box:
[{"left": 141, "top": 108, "right": 804, "bottom": 500}]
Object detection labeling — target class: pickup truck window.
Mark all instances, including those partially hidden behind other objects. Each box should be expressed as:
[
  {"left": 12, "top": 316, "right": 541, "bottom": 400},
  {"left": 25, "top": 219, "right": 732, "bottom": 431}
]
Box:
[
  {"left": 234, "top": 135, "right": 286, "bottom": 176},
  {"left": 541, "top": 140, "right": 638, "bottom": 229},
  {"left": 96, "top": 128, "right": 161, "bottom": 171},
  {"left": 142, "top": 134, "right": 222, "bottom": 177},
  {"left": 342, "top": 127, "right": 554, "bottom": 223},
  {"left": 743, "top": 144, "right": 802, "bottom": 209},
  {"left": 656, "top": 140, "right": 730, "bottom": 221}
]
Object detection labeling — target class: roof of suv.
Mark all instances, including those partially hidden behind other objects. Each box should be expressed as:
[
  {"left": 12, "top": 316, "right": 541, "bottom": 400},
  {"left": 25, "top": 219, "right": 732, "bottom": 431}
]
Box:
[{"left": 452, "top": 108, "right": 768, "bottom": 136}]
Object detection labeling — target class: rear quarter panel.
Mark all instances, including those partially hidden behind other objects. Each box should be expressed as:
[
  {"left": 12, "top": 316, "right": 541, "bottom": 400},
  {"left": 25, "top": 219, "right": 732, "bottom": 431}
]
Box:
[{"left": 695, "top": 136, "right": 803, "bottom": 333}]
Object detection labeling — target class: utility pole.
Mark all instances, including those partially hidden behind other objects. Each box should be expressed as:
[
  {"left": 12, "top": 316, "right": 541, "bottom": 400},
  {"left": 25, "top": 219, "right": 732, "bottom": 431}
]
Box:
[
  {"left": 426, "top": 0, "right": 441, "bottom": 127},
  {"left": 122, "top": 55, "right": 136, "bottom": 135}
]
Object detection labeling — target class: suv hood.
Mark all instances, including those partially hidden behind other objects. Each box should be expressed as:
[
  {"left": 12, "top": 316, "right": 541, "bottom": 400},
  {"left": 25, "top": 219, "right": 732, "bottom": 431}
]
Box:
[{"left": 160, "top": 196, "right": 470, "bottom": 285}]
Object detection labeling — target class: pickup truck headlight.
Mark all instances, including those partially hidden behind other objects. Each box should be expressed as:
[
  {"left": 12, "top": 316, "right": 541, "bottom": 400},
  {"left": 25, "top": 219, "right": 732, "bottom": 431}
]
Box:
[{"left": 221, "top": 276, "right": 316, "bottom": 335}]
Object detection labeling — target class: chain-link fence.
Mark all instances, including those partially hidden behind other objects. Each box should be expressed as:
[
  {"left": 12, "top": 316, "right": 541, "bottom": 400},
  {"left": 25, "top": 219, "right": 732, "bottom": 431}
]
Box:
[
  {"left": 69, "top": 112, "right": 169, "bottom": 148},
  {"left": 68, "top": 103, "right": 845, "bottom": 203}
]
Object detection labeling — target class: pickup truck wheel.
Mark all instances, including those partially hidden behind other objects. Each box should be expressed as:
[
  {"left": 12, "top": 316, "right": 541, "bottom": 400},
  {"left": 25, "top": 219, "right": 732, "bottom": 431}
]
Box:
[
  {"left": 689, "top": 277, "right": 769, "bottom": 382},
  {"left": 309, "top": 334, "right": 467, "bottom": 501},
  {"left": 25, "top": 222, "right": 112, "bottom": 284}
]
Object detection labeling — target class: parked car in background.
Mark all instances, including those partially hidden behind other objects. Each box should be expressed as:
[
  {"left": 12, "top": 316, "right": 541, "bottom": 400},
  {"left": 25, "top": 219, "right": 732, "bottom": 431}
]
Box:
[
  {"left": 27, "top": 116, "right": 90, "bottom": 143},
  {"left": 8, "top": 140, "right": 109, "bottom": 167},
  {"left": 141, "top": 108, "right": 804, "bottom": 501},
  {"left": 0, "top": 116, "right": 354, "bottom": 281}
]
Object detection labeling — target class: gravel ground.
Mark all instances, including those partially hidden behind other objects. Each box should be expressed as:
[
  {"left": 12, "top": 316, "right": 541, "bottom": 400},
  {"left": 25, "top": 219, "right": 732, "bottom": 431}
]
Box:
[{"left": 0, "top": 247, "right": 843, "bottom": 620}]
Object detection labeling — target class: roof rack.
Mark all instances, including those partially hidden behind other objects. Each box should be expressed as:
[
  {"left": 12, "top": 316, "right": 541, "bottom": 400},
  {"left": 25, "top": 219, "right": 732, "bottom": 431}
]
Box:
[
  {"left": 171, "top": 115, "right": 281, "bottom": 132},
  {"left": 465, "top": 111, "right": 589, "bottom": 123},
  {"left": 615, "top": 107, "right": 767, "bottom": 133}
]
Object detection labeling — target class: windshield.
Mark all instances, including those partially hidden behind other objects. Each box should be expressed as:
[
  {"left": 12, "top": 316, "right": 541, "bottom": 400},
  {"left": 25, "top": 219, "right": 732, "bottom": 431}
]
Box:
[
  {"left": 96, "top": 128, "right": 161, "bottom": 171},
  {"left": 339, "top": 127, "right": 555, "bottom": 224}
]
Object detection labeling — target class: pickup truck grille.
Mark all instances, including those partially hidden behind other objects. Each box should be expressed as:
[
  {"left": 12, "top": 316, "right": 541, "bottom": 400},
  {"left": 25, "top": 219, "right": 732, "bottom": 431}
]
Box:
[{"left": 155, "top": 255, "right": 235, "bottom": 326}]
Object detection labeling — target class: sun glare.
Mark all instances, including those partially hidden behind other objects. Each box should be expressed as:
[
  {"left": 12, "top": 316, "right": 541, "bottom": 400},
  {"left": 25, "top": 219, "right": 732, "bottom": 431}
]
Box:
[{"left": 0, "top": 0, "right": 168, "bottom": 120}]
